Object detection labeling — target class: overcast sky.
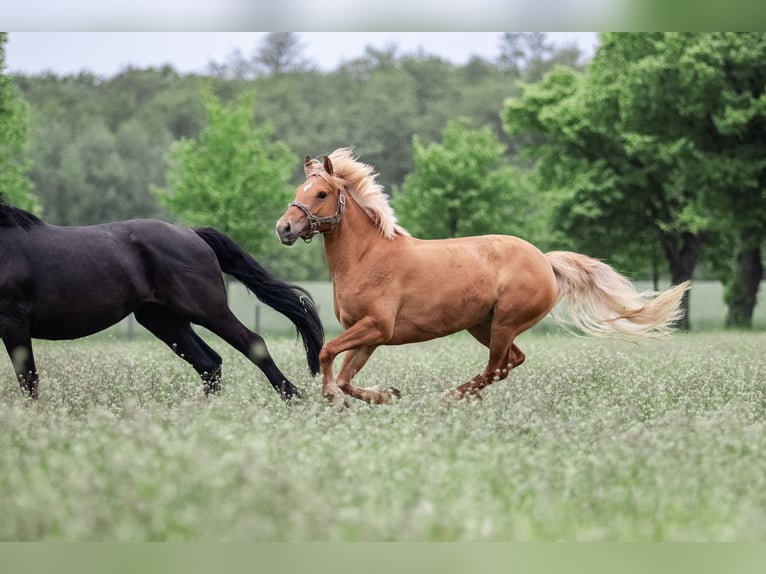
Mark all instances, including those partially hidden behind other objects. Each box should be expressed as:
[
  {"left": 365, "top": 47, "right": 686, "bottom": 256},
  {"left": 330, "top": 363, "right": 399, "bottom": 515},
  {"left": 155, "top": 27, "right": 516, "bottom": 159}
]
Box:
[{"left": 5, "top": 32, "right": 599, "bottom": 78}]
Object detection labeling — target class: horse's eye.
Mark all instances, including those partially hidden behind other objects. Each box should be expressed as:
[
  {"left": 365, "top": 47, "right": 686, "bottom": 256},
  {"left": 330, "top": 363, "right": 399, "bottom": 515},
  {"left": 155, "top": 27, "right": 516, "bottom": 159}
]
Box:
[{"left": 317, "top": 191, "right": 328, "bottom": 200}]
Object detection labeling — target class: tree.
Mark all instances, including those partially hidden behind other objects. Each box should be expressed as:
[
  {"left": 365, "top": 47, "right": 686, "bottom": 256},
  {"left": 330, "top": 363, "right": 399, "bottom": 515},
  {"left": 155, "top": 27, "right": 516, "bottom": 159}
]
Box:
[
  {"left": 497, "top": 33, "right": 582, "bottom": 82},
  {"left": 0, "top": 33, "right": 38, "bottom": 212},
  {"left": 393, "top": 119, "right": 546, "bottom": 243},
  {"left": 499, "top": 33, "right": 548, "bottom": 76},
  {"left": 154, "top": 87, "right": 295, "bottom": 268},
  {"left": 666, "top": 33, "right": 766, "bottom": 328},
  {"left": 590, "top": 33, "right": 766, "bottom": 328},
  {"left": 20, "top": 68, "right": 205, "bottom": 225},
  {"left": 255, "top": 32, "right": 312, "bottom": 77},
  {"left": 206, "top": 34, "right": 312, "bottom": 80},
  {"left": 504, "top": 35, "right": 707, "bottom": 329},
  {"left": 506, "top": 33, "right": 766, "bottom": 329}
]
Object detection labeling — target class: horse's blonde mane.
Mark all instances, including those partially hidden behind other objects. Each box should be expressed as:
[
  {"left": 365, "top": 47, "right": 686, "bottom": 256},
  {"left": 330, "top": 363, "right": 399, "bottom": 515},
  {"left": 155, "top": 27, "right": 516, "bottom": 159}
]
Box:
[{"left": 305, "top": 148, "right": 409, "bottom": 240}]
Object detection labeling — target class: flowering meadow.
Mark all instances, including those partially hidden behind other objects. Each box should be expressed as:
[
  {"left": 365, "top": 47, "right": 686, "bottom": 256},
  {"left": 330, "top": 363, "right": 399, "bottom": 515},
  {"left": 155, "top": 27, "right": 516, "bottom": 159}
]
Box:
[{"left": 2, "top": 332, "right": 766, "bottom": 541}]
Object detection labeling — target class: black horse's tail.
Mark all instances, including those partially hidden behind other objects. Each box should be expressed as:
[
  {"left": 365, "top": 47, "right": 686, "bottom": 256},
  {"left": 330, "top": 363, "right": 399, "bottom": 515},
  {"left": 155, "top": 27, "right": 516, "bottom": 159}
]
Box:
[{"left": 193, "top": 227, "right": 323, "bottom": 375}]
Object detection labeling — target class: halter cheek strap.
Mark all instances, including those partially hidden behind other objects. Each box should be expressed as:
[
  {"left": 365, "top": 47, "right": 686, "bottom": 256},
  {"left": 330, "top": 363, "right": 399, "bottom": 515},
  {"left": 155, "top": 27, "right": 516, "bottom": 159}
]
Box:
[{"left": 289, "top": 192, "right": 346, "bottom": 243}]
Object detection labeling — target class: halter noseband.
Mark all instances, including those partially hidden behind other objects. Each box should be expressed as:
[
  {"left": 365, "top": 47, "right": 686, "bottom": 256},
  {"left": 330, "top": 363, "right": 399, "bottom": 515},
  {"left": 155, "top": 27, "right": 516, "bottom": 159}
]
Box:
[{"left": 289, "top": 190, "right": 346, "bottom": 243}]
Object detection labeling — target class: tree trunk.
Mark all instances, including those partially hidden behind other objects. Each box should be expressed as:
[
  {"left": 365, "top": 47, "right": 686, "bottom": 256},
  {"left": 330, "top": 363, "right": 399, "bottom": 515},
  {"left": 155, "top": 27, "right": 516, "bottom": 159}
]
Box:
[
  {"left": 724, "top": 234, "right": 763, "bottom": 329},
  {"left": 651, "top": 242, "right": 660, "bottom": 291},
  {"left": 659, "top": 231, "right": 705, "bottom": 331}
]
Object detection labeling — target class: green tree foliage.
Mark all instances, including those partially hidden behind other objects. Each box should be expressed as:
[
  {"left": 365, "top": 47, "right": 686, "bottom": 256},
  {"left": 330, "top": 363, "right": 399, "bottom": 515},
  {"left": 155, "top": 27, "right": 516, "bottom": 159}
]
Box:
[
  {"left": 242, "top": 36, "right": 562, "bottom": 190},
  {"left": 49, "top": 118, "right": 172, "bottom": 224},
  {"left": 606, "top": 33, "right": 766, "bottom": 328},
  {"left": 14, "top": 33, "right": 585, "bottom": 280},
  {"left": 393, "top": 119, "right": 546, "bottom": 243},
  {"left": 0, "top": 33, "right": 38, "bottom": 212},
  {"left": 661, "top": 33, "right": 766, "bottom": 328},
  {"left": 155, "top": 88, "right": 295, "bottom": 268},
  {"left": 498, "top": 32, "right": 583, "bottom": 82},
  {"left": 18, "top": 68, "right": 204, "bottom": 225},
  {"left": 255, "top": 32, "right": 311, "bottom": 76},
  {"left": 207, "top": 33, "right": 311, "bottom": 80},
  {"left": 502, "top": 35, "right": 699, "bottom": 328},
  {"left": 504, "top": 32, "right": 766, "bottom": 329},
  {"left": 247, "top": 48, "right": 445, "bottom": 190},
  {"left": 503, "top": 65, "right": 665, "bottom": 278},
  {"left": 58, "top": 121, "right": 125, "bottom": 223}
]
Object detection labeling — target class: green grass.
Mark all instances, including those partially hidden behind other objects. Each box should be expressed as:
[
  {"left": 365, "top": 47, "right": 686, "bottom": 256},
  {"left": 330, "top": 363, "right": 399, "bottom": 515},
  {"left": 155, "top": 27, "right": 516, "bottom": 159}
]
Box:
[{"left": 2, "top": 331, "right": 766, "bottom": 541}]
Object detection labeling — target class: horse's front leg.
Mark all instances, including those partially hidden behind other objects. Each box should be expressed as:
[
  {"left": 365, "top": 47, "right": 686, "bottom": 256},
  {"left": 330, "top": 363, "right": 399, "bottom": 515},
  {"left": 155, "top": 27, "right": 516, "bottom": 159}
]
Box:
[
  {"left": 320, "top": 347, "right": 345, "bottom": 406},
  {"left": 336, "top": 345, "right": 400, "bottom": 404},
  {"left": 2, "top": 328, "right": 39, "bottom": 400},
  {"left": 319, "top": 316, "right": 395, "bottom": 405}
]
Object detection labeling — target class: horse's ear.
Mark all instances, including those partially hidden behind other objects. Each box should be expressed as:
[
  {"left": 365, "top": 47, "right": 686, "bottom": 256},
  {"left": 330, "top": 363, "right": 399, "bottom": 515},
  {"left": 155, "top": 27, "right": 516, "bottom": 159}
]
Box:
[
  {"left": 323, "top": 155, "right": 334, "bottom": 176},
  {"left": 304, "top": 155, "right": 313, "bottom": 175}
]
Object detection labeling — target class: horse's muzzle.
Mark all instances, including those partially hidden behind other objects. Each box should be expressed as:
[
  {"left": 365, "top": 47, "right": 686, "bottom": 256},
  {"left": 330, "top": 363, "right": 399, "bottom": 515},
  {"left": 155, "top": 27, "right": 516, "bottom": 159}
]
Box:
[{"left": 276, "top": 220, "right": 301, "bottom": 246}]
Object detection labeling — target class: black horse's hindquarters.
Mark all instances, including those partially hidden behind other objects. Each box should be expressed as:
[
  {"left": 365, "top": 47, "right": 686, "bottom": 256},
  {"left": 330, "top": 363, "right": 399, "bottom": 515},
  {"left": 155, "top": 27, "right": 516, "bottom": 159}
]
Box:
[{"left": 0, "top": 213, "right": 323, "bottom": 401}]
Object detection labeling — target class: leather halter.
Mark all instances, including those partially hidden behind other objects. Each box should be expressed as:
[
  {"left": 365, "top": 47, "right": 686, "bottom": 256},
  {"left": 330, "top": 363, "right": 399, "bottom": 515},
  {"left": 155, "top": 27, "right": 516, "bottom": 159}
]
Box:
[{"left": 289, "top": 176, "right": 346, "bottom": 243}]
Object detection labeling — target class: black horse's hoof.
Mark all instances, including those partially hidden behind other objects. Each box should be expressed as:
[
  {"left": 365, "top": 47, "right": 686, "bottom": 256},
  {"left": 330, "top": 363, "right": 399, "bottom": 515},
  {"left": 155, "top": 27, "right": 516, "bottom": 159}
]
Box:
[
  {"left": 202, "top": 367, "right": 222, "bottom": 396},
  {"left": 203, "top": 382, "right": 221, "bottom": 396},
  {"left": 279, "top": 382, "right": 303, "bottom": 401}
]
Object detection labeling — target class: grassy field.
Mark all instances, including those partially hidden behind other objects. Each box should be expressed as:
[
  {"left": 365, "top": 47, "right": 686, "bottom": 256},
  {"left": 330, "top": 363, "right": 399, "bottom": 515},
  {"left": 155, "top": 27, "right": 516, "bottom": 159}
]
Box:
[{"left": 2, "top": 330, "right": 766, "bottom": 541}]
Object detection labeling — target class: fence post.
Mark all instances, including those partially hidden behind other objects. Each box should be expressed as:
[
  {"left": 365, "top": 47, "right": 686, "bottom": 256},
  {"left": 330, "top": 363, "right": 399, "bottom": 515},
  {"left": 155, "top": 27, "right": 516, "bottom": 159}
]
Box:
[{"left": 255, "top": 304, "right": 261, "bottom": 333}]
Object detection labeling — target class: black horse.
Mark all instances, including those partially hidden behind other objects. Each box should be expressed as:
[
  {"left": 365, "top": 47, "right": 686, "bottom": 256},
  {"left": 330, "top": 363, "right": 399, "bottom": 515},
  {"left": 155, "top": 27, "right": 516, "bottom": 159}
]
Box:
[{"left": 0, "top": 195, "right": 323, "bottom": 401}]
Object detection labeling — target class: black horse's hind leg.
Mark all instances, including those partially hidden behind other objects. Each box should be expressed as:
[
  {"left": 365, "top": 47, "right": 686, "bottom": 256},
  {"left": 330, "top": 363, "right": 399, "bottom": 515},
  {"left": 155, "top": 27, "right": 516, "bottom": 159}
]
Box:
[
  {"left": 196, "top": 310, "right": 302, "bottom": 400},
  {"left": 151, "top": 254, "right": 302, "bottom": 400},
  {"left": 134, "top": 304, "right": 223, "bottom": 395},
  {"left": 2, "top": 329, "right": 39, "bottom": 399}
]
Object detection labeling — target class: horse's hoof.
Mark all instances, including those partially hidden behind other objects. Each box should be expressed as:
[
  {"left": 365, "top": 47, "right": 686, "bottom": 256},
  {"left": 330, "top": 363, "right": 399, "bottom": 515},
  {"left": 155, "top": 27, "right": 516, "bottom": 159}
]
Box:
[
  {"left": 371, "top": 386, "right": 400, "bottom": 404},
  {"left": 203, "top": 384, "right": 221, "bottom": 397},
  {"left": 283, "top": 386, "right": 303, "bottom": 402},
  {"left": 323, "top": 387, "right": 348, "bottom": 408},
  {"left": 462, "top": 390, "right": 483, "bottom": 402},
  {"left": 327, "top": 397, "right": 351, "bottom": 410}
]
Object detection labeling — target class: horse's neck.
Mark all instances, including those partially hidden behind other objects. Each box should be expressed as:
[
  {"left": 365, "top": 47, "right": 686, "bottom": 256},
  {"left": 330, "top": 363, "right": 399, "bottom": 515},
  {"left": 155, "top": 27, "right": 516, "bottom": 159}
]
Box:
[{"left": 322, "top": 196, "right": 386, "bottom": 277}]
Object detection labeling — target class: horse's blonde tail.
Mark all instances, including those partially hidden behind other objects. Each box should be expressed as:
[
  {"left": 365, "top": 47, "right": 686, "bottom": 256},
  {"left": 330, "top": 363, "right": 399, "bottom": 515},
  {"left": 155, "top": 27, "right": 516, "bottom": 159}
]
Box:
[{"left": 546, "top": 251, "right": 690, "bottom": 339}]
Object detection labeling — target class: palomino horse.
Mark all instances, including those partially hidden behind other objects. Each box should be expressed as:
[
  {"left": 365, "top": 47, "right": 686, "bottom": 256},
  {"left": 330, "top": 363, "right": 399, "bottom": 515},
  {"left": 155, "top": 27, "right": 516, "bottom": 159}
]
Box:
[
  {"left": 0, "top": 194, "right": 323, "bottom": 401},
  {"left": 276, "top": 149, "right": 689, "bottom": 404}
]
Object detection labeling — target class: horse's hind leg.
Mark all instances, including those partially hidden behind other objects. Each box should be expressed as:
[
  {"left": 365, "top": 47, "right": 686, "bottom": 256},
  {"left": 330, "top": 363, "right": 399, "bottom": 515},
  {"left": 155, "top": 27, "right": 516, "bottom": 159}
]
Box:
[
  {"left": 134, "top": 304, "right": 223, "bottom": 395},
  {"left": 195, "top": 310, "right": 301, "bottom": 400},
  {"left": 153, "top": 265, "right": 300, "bottom": 400},
  {"left": 2, "top": 327, "right": 39, "bottom": 399},
  {"left": 448, "top": 323, "right": 525, "bottom": 400},
  {"left": 450, "top": 343, "right": 525, "bottom": 400}
]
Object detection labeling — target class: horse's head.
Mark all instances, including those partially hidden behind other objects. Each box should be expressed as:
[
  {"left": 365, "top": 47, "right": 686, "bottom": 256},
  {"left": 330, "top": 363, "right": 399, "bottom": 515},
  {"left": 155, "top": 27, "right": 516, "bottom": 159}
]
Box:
[{"left": 276, "top": 155, "right": 346, "bottom": 245}]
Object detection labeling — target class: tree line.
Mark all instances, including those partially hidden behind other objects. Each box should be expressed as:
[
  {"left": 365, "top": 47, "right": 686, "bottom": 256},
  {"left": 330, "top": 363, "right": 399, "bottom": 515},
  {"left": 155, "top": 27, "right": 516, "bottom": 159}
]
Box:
[{"left": 1, "top": 33, "right": 764, "bottom": 329}]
